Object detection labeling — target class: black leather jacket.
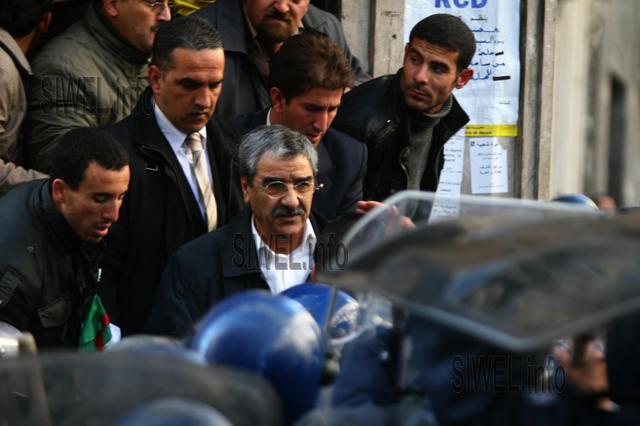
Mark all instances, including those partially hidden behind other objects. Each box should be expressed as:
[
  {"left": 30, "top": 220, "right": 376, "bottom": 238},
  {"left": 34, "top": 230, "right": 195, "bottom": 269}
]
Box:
[
  {"left": 0, "top": 180, "right": 102, "bottom": 347},
  {"left": 333, "top": 70, "right": 469, "bottom": 201}
]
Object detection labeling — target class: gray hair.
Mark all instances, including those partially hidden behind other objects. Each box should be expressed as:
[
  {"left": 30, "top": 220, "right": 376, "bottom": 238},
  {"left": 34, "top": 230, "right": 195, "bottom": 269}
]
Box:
[{"left": 239, "top": 125, "right": 318, "bottom": 184}]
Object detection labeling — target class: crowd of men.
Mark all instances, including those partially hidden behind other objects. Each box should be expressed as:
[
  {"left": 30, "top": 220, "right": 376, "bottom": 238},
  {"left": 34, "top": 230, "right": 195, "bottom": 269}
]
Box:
[
  {"left": 2, "top": 2, "right": 638, "bottom": 425},
  {"left": 0, "top": 0, "right": 475, "bottom": 347}
]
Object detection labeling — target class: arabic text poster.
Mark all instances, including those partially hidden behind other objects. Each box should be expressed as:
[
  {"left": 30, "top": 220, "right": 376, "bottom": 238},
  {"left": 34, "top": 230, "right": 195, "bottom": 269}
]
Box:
[{"left": 469, "top": 138, "right": 508, "bottom": 194}]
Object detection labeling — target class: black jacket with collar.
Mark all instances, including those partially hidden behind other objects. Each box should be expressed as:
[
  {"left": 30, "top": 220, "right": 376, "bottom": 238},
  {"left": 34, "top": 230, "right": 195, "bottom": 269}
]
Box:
[
  {"left": 332, "top": 70, "right": 470, "bottom": 201},
  {"left": 145, "top": 207, "right": 325, "bottom": 338},
  {"left": 234, "top": 109, "right": 367, "bottom": 220},
  {"left": 194, "top": 0, "right": 369, "bottom": 118},
  {"left": 0, "top": 180, "right": 102, "bottom": 347},
  {"left": 101, "top": 88, "right": 245, "bottom": 335}
]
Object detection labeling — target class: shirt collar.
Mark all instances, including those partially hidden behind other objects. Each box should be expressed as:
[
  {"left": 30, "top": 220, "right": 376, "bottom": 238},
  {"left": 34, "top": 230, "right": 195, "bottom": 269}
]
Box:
[
  {"left": 0, "top": 28, "right": 31, "bottom": 75},
  {"left": 251, "top": 215, "right": 317, "bottom": 257},
  {"left": 153, "top": 100, "right": 207, "bottom": 151}
]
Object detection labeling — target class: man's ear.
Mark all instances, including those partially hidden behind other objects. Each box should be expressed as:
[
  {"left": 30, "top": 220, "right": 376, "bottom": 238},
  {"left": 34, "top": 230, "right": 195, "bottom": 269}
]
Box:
[
  {"left": 270, "top": 87, "right": 286, "bottom": 114},
  {"left": 240, "top": 176, "right": 251, "bottom": 204},
  {"left": 51, "top": 178, "right": 68, "bottom": 211},
  {"left": 148, "top": 65, "right": 162, "bottom": 96},
  {"left": 102, "top": 0, "right": 119, "bottom": 18},
  {"left": 37, "top": 11, "right": 52, "bottom": 33},
  {"left": 455, "top": 67, "right": 474, "bottom": 89}
]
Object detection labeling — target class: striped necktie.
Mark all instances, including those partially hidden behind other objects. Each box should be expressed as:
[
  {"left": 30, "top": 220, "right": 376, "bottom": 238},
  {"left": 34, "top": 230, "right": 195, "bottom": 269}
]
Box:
[{"left": 186, "top": 132, "right": 217, "bottom": 231}]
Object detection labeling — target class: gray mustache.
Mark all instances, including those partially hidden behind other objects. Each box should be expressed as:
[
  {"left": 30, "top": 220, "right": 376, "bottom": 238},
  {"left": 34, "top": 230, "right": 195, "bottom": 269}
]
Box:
[{"left": 272, "top": 206, "right": 305, "bottom": 218}]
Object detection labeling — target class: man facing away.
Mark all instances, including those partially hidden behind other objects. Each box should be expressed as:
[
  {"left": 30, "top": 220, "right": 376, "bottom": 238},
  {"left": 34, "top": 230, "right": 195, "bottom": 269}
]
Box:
[
  {"left": 194, "top": 0, "right": 369, "bottom": 118},
  {"left": 333, "top": 14, "right": 475, "bottom": 202},
  {"left": 101, "top": 17, "right": 245, "bottom": 336},
  {"left": 146, "top": 125, "right": 325, "bottom": 337},
  {"left": 0, "top": 128, "right": 129, "bottom": 348},
  {"left": 235, "top": 31, "right": 367, "bottom": 220},
  {"left": 0, "top": 0, "right": 51, "bottom": 193},
  {"left": 26, "top": 0, "right": 171, "bottom": 172}
]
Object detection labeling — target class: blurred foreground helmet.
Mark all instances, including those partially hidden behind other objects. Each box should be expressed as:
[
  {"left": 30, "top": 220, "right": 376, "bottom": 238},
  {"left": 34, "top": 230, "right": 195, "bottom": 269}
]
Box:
[
  {"left": 107, "top": 335, "right": 205, "bottom": 364},
  {"left": 115, "top": 397, "right": 232, "bottom": 426},
  {"left": 189, "top": 291, "right": 325, "bottom": 424},
  {"left": 281, "top": 283, "right": 359, "bottom": 340},
  {"left": 552, "top": 194, "right": 598, "bottom": 209}
]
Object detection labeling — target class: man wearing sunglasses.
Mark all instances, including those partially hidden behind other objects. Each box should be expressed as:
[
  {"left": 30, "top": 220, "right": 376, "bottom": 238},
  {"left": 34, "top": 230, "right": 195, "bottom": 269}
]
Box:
[
  {"left": 25, "top": 0, "right": 171, "bottom": 172},
  {"left": 146, "top": 125, "right": 326, "bottom": 337}
]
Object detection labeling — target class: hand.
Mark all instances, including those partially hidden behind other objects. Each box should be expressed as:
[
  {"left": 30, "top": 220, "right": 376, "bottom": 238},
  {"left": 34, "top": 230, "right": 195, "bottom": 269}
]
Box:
[
  {"left": 356, "top": 200, "right": 416, "bottom": 230},
  {"left": 554, "top": 340, "right": 615, "bottom": 411},
  {"left": 356, "top": 200, "right": 384, "bottom": 215},
  {"left": 554, "top": 340, "right": 608, "bottom": 394}
]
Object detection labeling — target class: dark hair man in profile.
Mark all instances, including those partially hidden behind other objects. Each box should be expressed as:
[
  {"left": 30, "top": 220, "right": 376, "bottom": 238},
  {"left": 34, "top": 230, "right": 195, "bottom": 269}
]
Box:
[
  {"left": 0, "top": 128, "right": 130, "bottom": 348},
  {"left": 333, "top": 14, "right": 476, "bottom": 202},
  {"left": 235, "top": 31, "right": 366, "bottom": 220},
  {"left": 194, "top": 0, "right": 369, "bottom": 118},
  {"left": 101, "top": 17, "right": 245, "bottom": 336}
]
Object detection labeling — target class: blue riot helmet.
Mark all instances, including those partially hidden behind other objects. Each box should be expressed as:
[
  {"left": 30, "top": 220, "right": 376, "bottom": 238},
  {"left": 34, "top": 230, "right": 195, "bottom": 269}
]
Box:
[
  {"left": 281, "top": 283, "right": 359, "bottom": 340},
  {"left": 189, "top": 291, "right": 325, "bottom": 424},
  {"left": 552, "top": 194, "right": 599, "bottom": 209},
  {"left": 107, "top": 335, "right": 205, "bottom": 365},
  {"left": 115, "top": 398, "right": 232, "bottom": 426}
]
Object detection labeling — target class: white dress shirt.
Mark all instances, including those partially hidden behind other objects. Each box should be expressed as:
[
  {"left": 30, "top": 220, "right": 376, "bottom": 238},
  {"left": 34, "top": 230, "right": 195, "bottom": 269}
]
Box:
[
  {"left": 153, "top": 102, "right": 213, "bottom": 218},
  {"left": 251, "top": 217, "right": 317, "bottom": 294}
]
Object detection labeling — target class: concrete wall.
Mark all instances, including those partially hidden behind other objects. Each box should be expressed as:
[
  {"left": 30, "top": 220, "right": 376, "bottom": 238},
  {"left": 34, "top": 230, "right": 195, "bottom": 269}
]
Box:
[
  {"left": 552, "top": 0, "right": 640, "bottom": 206},
  {"left": 550, "top": 0, "right": 591, "bottom": 197}
]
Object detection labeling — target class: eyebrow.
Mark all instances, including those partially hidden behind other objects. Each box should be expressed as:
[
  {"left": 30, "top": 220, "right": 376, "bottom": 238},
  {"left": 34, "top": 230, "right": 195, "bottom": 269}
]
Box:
[
  {"left": 176, "top": 77, "right": 223, "bottom": 87},
  {"left": 261, "top": 175, "right": 314, "bottom": 184}
]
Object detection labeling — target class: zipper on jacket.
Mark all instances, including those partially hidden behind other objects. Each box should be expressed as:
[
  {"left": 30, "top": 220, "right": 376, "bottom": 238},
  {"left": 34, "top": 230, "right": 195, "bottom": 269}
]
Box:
[{"left": 399, "top": 146, "right": 410, "bottom": 187}]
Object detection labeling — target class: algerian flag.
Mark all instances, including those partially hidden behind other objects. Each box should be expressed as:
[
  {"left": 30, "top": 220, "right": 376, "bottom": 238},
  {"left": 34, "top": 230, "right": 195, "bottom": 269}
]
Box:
[{"left": 78, "top": 294, "right": 112, "bottom": 352}]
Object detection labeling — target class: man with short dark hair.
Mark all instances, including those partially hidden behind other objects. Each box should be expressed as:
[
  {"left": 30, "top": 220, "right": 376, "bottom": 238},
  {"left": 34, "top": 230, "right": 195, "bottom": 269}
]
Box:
[
  {"left": 236, "top": 32, "right": 366, "bottom": 220},
  {"left": 26, "top": 0, "right": 172, "bottom": 172},
  {"left": 194, "top": 0, "right": 369, "bottom": 118},
  {"left": 333, "top": 14, "right": 476, "bottom": 201},
  {"left": 102, "top": 17, "right": 245, "bottom": 336},
  {"left": 146, "top": 125, "right": 324, "bottom": 337},
  {"left": 0, "top": 127, "right": 130, "bottom": 348}
]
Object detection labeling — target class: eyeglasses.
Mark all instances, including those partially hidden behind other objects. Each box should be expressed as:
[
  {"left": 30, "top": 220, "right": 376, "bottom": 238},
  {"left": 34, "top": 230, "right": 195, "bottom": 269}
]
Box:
[
  {"left": 259, "top": 180, "right": 321, "bottom": 199},
  {"left": 140, "top": 0, "right": 171, "bottom": 13}
]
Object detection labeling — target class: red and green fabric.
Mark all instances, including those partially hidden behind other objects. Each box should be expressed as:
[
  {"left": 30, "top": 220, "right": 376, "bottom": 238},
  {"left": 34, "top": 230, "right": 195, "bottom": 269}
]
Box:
[{"left": 78, "top": 294, "right": 112, "bottom": 352}]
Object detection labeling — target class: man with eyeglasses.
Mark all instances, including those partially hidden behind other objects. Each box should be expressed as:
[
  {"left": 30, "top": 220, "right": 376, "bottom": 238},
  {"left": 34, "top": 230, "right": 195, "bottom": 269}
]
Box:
[
  {"left": 25, "top": 0, "right": 171, "bottom": 172},
  {"left": 235, "top": 31, "right": 366, "bottom": 220},
  {"left": 145, "top": 125, "right": 326, "bottom": 337}
]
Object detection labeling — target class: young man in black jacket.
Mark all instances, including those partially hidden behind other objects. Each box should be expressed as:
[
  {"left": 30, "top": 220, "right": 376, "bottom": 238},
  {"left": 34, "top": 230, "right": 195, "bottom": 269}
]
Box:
[
  {"left": 0, "top": 128, "right": 129, "bottom": 348},
  {"left": 333, "top": 14, "right": 475, "bottom": 202}
]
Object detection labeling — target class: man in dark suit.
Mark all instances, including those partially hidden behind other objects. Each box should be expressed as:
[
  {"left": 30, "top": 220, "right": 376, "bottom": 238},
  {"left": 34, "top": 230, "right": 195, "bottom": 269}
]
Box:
[
  {"left": 235, "top": 32, "right": 366, "bottom": 220},
  {"left": 193, "top": 0, "right": 369, "bottom": 118},
  {"left": 146, "top": 125, "right": 325, "bottom": 337},
  {"left": 101, "top": 17, "right": 245, "bottom": 336}
]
